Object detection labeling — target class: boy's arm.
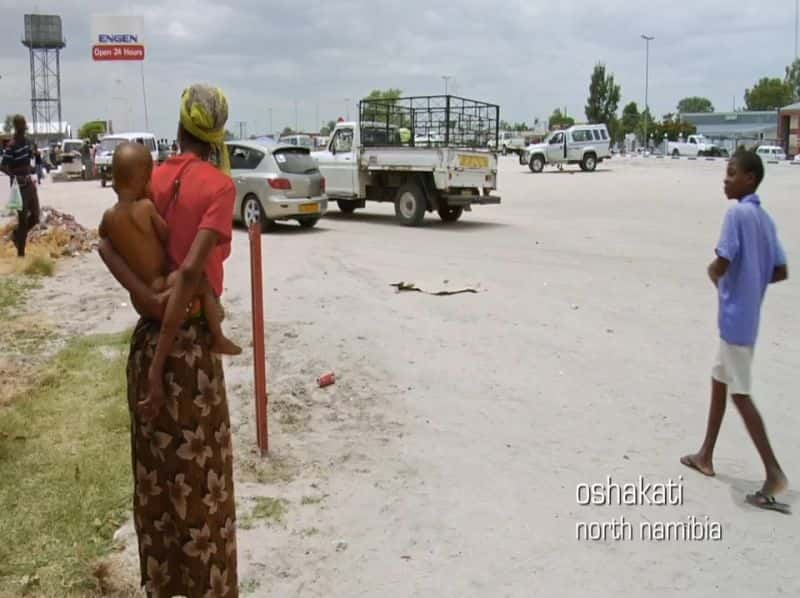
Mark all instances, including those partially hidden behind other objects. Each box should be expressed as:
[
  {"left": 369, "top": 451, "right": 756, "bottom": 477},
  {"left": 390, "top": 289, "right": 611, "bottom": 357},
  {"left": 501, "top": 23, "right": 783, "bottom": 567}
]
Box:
[
  {"left": 98, "top": 211, "right": 109, "bottom": 239},
  {"left": 771, "top": 264, "right": 788, "bottom": 283},
  {"left": 148, "top": 228, "right": 219, "bottom": 379},
  {"left": 146, "top": 200, "right": 169, "bottom": 243},
  {"left": 707, "top": 256, "right": 729, "bottom": 288}
]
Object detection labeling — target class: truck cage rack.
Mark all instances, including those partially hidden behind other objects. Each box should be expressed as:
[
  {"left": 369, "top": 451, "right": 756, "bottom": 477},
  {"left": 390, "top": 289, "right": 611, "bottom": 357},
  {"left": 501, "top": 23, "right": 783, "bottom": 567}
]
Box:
[{"left": 358, "top": 95, "right": 500, "bottom": 150}]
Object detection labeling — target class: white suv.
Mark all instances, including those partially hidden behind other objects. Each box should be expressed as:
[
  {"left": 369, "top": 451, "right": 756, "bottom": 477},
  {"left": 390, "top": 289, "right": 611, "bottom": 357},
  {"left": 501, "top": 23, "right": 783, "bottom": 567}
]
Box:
[{"left": 521, "top": 124, "right": 611, "bottom": 172}]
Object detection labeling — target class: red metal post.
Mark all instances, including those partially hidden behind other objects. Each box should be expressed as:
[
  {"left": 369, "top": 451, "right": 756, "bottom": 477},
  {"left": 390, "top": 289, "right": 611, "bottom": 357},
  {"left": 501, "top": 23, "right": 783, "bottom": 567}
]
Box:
[{"left": 249, "top": 222, "right": 269, "bottom": 455}]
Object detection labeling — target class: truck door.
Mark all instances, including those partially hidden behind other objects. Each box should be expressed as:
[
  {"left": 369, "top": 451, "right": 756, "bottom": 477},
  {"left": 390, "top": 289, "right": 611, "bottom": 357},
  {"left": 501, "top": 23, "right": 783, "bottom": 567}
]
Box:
[
  {"left": 546, "top": 131, "right": 565, "bottom": 162},
  {"left": 325, "top": 127, "right": 356, "bottom": 197}
]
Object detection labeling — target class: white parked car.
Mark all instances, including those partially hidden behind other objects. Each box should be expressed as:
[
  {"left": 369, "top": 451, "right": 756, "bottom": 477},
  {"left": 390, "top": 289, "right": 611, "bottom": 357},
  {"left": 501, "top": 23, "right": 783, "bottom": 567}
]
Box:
[
  {"left": 667, "top": 134, "right": 724, "bottom": 157},
  {"left": 755, "top": 145, "right": 787, "bottom": 162},
  {"left": 227, "top": 140, "right": 327, "bottom": 229},
  {"left": 94, "top": 132, "right": 159, "bottom": 187},
  {"left": 521, "top": 124, "right": 611, "bottom": 172}
]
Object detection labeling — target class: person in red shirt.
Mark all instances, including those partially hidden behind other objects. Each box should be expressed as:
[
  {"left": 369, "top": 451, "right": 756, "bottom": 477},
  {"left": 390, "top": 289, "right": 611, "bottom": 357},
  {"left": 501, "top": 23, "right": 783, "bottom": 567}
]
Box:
[{"left": 98, "top": 84, "right": 239, "bottom": 597}]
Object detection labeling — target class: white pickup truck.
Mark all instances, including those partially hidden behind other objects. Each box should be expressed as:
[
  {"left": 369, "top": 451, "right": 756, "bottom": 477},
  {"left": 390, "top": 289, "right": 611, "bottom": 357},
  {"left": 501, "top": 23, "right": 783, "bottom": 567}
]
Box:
[
  {"left": 667, "top": 134, "right": 725, "bottom": 157},
  {"left": 313, "top": 95, "right": 501, "bottom": 226}
]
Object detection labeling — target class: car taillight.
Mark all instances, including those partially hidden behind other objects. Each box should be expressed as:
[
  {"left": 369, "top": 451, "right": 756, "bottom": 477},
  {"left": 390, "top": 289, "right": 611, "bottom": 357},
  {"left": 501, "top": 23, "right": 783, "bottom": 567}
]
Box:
[
  {"left": 320, "top": 177, "right": 326, "bottom": 193},
  {"left": 268, "top": 178, "right": 291, "bottom": 190}
]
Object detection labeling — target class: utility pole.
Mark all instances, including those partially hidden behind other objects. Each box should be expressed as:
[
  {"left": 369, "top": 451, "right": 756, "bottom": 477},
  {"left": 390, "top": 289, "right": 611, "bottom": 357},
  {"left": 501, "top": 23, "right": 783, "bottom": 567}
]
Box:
[
  {"left": 294, "top": 99, "right": 298, "bottom": 133},
  {"left": 268, "top": 108, "right": 273, "bottom": 136},
  {"left": 442, "top": 75, "right": 451, "bottom": 96},
  {"left": 641, "top": 34, "right": 654, "bottom": 152}
]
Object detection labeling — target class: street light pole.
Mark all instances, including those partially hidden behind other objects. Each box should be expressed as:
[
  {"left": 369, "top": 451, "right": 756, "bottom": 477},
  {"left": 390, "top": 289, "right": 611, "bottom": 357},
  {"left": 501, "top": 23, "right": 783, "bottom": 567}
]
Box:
[
  {"left": 641, "top": 34, "right": 654, "bottom": 152},
  {"left": 442, "top": 75, "right": 451, "bottom": 96}
]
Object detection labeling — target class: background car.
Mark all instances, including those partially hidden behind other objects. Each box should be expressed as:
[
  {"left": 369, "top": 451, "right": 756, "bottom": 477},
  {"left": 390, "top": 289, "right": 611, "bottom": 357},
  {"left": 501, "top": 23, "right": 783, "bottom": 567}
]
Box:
[
  {"left": 755, "top": 145, "right": 787, "bottom": 162},
  {"left": 227, "top": 140, "right": 327, "bottom": 229}
]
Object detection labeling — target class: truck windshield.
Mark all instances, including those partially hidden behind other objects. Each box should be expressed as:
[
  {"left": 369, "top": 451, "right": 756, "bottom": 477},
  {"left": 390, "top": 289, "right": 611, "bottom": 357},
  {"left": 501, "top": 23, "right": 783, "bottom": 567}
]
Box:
[
  {"left": 273, "top": 148, "right": 319, "bottom": 174},
  {"left": 99, "top": 138, "right": 125, "bottom": 153}
]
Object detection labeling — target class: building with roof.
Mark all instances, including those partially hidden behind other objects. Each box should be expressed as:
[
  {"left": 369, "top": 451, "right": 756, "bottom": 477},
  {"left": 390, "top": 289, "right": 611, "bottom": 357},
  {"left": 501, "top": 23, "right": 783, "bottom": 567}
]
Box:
[
  {"left": 679, "top": 111, "right": 778, "bottom": 152},
  {"left": 778, "top": 102, "right": 800, "bottom": 157}
]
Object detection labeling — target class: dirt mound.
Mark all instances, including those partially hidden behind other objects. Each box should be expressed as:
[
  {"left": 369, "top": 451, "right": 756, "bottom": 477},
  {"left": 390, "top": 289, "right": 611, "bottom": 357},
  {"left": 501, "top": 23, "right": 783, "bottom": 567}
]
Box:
[{"left": 1, "top": 206, "right": 98, "bottom": 258}]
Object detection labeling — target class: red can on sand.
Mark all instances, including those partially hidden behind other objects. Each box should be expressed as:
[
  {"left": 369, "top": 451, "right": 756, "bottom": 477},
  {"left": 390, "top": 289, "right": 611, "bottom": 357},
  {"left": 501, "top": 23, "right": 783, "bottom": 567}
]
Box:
[{"left": 317, "top": 372, "right": 336, "bottom": 388}]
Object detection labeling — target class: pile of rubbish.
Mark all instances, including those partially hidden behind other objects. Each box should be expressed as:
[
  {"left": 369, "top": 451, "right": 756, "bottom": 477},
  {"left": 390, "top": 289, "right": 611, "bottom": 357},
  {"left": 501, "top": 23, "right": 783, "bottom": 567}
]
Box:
[{"left": 1, "top": 207, "right": 98, "bottom": 258}]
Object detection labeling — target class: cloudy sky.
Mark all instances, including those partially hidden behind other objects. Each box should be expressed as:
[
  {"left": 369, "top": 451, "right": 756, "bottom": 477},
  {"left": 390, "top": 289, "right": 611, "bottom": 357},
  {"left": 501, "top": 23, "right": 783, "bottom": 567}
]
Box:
[{"left": 0, "top": 0, "right": 797, "bottom": 139}]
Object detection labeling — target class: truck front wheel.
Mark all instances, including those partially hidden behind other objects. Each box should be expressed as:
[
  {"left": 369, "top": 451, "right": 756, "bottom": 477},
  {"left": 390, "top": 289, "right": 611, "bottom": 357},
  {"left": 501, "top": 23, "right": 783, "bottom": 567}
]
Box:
[
  {"left": 438, "top": 204, "right": 463, "bottom": 223},
  {"left": 394, "top": 183, "right": 427, "bottom": 226},
  {"left": 529, "top": 155, "right": 545, "bottom": 173},
  {"left": 672, "top": 149, "right": 680, "bottom": 158}
]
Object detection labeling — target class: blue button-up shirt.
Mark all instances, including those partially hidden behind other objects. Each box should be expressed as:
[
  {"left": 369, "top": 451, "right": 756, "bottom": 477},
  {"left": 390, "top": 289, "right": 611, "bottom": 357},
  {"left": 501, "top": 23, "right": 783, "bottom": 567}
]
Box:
[{"left": 716, "top": 194, "right": 786, "bottom": 346}]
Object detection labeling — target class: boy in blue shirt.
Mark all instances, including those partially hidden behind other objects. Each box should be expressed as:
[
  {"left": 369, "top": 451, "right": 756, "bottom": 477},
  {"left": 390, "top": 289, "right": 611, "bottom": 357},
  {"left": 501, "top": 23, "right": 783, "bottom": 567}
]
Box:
[{"left": 681, "top": 150, "right": 790, "bottom": 513}]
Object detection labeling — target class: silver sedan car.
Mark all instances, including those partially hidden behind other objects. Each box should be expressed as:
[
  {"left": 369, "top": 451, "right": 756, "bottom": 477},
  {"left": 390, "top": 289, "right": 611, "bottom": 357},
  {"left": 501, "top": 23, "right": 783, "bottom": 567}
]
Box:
[{"left": 227, "top": 140, "right": 327, "bottom": 229}]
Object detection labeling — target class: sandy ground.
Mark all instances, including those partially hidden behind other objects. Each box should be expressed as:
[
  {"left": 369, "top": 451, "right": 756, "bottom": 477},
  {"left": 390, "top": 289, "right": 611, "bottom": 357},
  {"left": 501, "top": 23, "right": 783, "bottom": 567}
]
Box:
[{"left": 11, "top": 156, "right": 800, "bottom": 597}]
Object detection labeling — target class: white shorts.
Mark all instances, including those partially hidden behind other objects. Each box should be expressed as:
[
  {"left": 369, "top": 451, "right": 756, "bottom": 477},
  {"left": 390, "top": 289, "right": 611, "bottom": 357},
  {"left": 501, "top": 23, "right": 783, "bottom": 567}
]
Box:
[{"left": 711, "top": 339, "right": 754, "bottom": 395}]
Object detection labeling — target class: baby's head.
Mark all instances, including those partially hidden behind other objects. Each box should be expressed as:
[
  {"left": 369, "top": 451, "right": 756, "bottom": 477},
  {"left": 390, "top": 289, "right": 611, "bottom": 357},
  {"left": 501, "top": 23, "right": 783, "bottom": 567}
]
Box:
[{"left": 112, "top": 142, "right": 153, "bottom": 200}]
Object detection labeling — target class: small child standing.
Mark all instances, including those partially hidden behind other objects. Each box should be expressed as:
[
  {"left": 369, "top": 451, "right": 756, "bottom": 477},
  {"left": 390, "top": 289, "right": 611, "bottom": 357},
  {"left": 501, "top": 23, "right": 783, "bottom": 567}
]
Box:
[
  {"left": 99, "top": 142, "right": 241, "bottom": 372},
  {"left": 681, "top": 150, "right": 789, "bottom": 513}
]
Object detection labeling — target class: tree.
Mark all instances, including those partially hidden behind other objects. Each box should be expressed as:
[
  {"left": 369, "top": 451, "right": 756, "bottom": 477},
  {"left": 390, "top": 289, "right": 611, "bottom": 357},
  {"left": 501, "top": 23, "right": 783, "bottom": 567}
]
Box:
[
  {"left": 320, "top": 120, "right": 336, "bottom": 135},
  {"left": 651, "top": 119, "right": 697, "bottom": 142},
  {"left": 620, "top": 102, "right": 640, "bottom": 136},
  {"left": 548, "top": 108, "right": 574, "bottom": 130},
  {"left": 677, "top": 97, "right": 714, "bottom": 113},
  {"left": 636, "top": 108, "right": 656, "bottom": 141},
  {"left": 585, "top": 63, "right": 621, "bottom": 125},
  {"left": 364, "top": 88, "right": 402, "bottom": 102},
  {"left": 223, "top": 130, "right": 236, "bottom": 141},
  {"left": 3, "top": 114, "right": 15, "bottom": 134},
  {"left": 744, "top": 77, "right": 794, "bottom": 110},
  {"left": 78, "top": 120, "right": 107, "bottom": 143},
  {"left": 785, "top": 58, "right": 800, "bottom": 101},
  {"left": 281, "top": 126, "right": 295, "bottom": 137}
]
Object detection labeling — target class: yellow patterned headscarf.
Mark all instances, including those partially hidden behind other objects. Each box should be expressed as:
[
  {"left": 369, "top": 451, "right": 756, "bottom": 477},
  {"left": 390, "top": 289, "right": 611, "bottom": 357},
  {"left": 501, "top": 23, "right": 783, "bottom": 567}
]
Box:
[{"left": 179, "top": 84, "right": 230, "bottom": 174}]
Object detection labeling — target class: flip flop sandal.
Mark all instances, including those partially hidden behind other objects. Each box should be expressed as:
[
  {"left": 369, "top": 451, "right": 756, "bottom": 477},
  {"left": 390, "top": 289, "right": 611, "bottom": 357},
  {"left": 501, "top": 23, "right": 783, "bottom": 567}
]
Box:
[
  {"left": 680, "top": 455, "right": 715, "bottom": 477},
  {"left": 746, "top": 491, "right": 791, "bottom": 515}
]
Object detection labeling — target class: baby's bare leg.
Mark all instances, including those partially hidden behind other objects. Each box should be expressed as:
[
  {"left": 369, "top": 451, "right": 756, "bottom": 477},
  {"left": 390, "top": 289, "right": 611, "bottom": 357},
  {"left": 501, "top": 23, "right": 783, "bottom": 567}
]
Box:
[{"left": 201, "top": 280, "right": 242, "bottom": 356}]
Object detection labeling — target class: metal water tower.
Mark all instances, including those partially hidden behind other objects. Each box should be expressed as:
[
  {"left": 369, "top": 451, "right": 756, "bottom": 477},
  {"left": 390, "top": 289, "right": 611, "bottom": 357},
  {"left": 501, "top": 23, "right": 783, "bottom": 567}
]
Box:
[{"left": 22, "top": 14, "right": 66, "bottom": 138}]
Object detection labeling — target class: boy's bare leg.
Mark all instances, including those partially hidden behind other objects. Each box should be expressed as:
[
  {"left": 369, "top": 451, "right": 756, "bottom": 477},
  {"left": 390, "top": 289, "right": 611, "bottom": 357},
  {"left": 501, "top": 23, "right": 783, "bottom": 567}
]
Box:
[
  {"left": 681, "top": 378, "right": 727, "bottom": 477},
  {"left": 731, "top": 394, "right": 788, "bottom": 496},
  {"left": 203, "top": 287, "right": 242, "bottom": 356}
]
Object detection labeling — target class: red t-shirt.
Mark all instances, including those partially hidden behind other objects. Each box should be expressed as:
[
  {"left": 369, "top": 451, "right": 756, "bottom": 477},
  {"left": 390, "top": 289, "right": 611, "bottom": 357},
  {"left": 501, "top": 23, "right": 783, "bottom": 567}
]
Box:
[{"left": 150, "top": 154, "right": 235, "bottom": 297}]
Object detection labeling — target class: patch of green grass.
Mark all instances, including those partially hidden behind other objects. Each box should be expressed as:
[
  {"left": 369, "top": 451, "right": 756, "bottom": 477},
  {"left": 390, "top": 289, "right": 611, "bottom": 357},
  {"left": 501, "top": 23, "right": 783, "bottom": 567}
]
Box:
[
  {"left": 250, "top": 497, "right": 288, "bottom": 524},
  {"left": 21, "top": 255, "right": 55, "bottom": 277},
  {"left": 302, "top": 527, "right": 320, "bottom": 537},
  {"left": 240, "top": 577, "right": 262, "bottom": 594},
  {"left": 0, "top": 276, "right": 40, "bottom": 319},
  {"left": 239, "top": 453, "right": 296, "bottom": 485},
  {"left": 301, "top": 495, "right": 327, "bottom": 506},
  {"left": 0, "top": 331, "right": 132, "bottom": 596}
]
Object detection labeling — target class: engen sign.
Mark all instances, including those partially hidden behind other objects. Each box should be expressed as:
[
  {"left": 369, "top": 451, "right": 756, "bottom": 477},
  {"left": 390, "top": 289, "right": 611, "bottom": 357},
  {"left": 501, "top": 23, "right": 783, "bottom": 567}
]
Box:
[{"left": 91, "top": 16, "right": 145, "bottom": 61}]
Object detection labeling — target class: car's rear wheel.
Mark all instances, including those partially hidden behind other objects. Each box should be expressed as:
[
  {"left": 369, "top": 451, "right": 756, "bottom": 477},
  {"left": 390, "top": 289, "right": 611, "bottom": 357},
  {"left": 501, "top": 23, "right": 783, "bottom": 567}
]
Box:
[
  {"left": 298, "top": 218, "right": 319, "bottom": 229},
  {"left": 529, "top": 155, "right": 545, "bottom": 173},
  {"left": 242, "top": 194, "right": 273, "bottom": 230},
  {"left": 394, "top": 183, "right": 427, "bottom": 226},
  {"left": 582, "top": 153, "right": 597, "bottom": 172},
  {"left": 337, "top": 199, "right": 357, "bottom": 214}
]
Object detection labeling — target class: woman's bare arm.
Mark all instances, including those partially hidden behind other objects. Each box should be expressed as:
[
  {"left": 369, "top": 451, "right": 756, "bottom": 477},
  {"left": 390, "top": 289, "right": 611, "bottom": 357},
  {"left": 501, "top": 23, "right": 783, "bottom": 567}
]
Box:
[{"left": 97, "top": 238, "right": 165, "bottom": 320}]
